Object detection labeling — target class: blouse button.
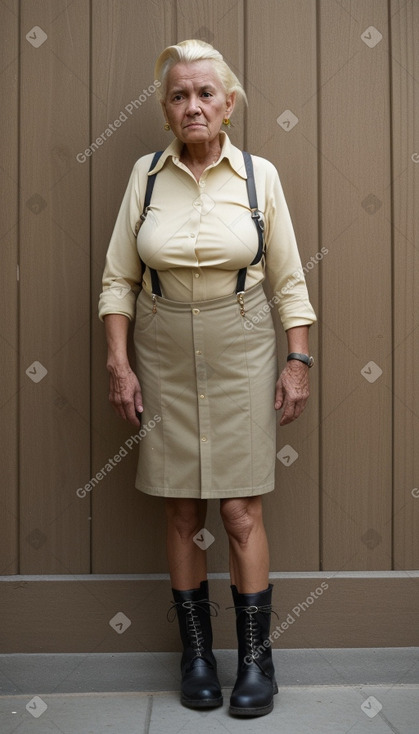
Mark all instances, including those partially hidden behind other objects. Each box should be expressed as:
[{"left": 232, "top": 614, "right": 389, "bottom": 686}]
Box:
[
  {"left": 195, "top": 349, "right": 202, "bottom": 355},
  {"left": 194, "top": 273, "right": 200, "bottom": 278},
  {"left": 201, "top": 436, "right": 208, "bottom": 442},
  {"left": 192, "top": 308, "right": 200, "bottom": 315}
]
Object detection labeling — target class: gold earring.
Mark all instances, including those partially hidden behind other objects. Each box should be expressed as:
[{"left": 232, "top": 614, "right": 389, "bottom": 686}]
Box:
[
  {"left": 164, "top": 122, "right": 170, "bottom": 131},
  {"left": 223, "top": 117, "right": 231, "bottom": 127}
]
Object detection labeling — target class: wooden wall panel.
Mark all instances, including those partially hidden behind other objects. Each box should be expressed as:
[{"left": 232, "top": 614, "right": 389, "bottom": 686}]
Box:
[
  {"left": 91, "top": 0, "right": 176, "bottom": 573},
  {"left": 390, "top": 0, "right": 419, "bottom": 569},
  {"left": 176, "top": 0, "right": 245, "bottom": 572},
  {"left": 90, "top": 0, "right": 248, "bottom": 574},
  {"left": 19, "top": 0, "right": 90, "bottom": 572},
  {"left": 319, "top": 0, "right": 393, "bottom": 569},
  {"left": 245, "top": 0, "right": 320, "bottom": 570},
  {"left": 0, "top": 0, "right": 19, "bottom": 574},
  {"left": 2, "top": 0, "right": 418, "bottom": 625},
  {"left": 2, "top": 575, "right": 419, "bottom": 652},
  {"left": 176, "top": 0, "right": 245, "bottom": 153}
]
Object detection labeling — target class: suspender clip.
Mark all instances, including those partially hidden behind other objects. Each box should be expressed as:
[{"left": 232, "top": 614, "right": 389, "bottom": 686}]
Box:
[
  {"left": 250, "top": 207, "right": 264, "bottom": 230},
  {"left": 236, "top": 291, "right": 245, "bottom": 317}
]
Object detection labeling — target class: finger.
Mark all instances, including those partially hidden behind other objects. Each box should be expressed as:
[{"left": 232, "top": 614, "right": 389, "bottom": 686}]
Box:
[
  {"left": 129, "top": 415, "right": 141, "bottom": 428},
  {"left": 134, "top": 386, "right": 143, "bottom": 415},
  {"left": 274, "top": 381, "right": 284, "bottom": 410},
  {"left": 279, "top": 399, "right": 296, "bottom": 426},
  {"left": 132, "top": 386, "right": 143, "bottom": 427},
  {"left": 280, "top": 398, "right": 308, "bottom": 425},
  {"left": 131, "top": 410, "right": 142, "bottom": 428},
  {"left": 122, "top": 398, "right": 141, "bottom": 427}
]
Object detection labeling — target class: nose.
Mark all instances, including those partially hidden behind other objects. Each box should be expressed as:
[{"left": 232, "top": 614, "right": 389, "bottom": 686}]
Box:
[{"left": 185, "top": 95, "right": 201, "bottom": 116}]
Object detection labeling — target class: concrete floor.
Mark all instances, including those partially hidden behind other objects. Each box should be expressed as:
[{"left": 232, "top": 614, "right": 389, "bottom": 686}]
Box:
[{"left": 0, "top": 648, "right": 418, "bottom": 733}]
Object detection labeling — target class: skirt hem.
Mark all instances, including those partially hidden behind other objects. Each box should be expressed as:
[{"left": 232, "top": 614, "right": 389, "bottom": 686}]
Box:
[{"left": 135, "top": 481, "right": 275, "bottom": 499}]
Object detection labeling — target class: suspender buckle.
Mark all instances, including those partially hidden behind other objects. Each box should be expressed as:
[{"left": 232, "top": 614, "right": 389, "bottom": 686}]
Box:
[
  {"left": 151, "top": 294, "right": 157, "bottom": 314},
  {"left": 135, "top": 207, "right": 149, "bottom": 237},
  {"left": 236, "top": 291, "right": 245, "bottom": 317},
  {"left": 250, "top": 207, "right": 264, "bottom": 230}
]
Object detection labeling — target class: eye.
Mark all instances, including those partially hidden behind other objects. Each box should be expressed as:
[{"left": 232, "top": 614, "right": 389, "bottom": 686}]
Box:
[
  {"left": 172, "top": 93, "right": 183, "bottom": 102},
  {"left": 201, "top": 91, "right": 212, "bottom": 98}
]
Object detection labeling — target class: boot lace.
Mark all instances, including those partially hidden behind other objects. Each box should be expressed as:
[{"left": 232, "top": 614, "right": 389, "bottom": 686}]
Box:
[
  {"left": 167, "top": 599, "right": 219, "bottom": 657},
  {"left": 227, "top": 603, "right": 279, "bottom": 661}
]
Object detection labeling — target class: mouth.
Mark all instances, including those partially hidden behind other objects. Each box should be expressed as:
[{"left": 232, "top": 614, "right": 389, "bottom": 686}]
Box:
[{"left": 184, "top": 122, "right": 206, "bottom": 128}]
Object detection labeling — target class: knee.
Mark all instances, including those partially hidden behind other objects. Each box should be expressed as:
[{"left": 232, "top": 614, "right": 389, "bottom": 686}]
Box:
[
  {"left": 165, "top": 499, "right": 203, "bottom": 541},
  {"left": 220, "top": 498, "right": 263, "bottom": 547}
]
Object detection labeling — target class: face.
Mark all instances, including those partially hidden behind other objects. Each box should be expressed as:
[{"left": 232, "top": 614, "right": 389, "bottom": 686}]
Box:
[{"left": 162, "top": 60, "right": 235, "bottom": 145}]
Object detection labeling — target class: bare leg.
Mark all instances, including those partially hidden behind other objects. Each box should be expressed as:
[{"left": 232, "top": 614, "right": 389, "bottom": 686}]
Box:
[
  {"left": 165, "top": 497, "right": 208, "bottom": 590},
  {"left": 220, "top": 495, "right": 269, "bottom": 593},
  {"left": 166, "top": 498, "right": 222, "bottom": 708}
]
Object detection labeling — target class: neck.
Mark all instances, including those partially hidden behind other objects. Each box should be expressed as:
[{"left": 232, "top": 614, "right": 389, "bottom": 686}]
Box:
[{"left": 181, "top": 134, "right": 222, "bottom": 167}]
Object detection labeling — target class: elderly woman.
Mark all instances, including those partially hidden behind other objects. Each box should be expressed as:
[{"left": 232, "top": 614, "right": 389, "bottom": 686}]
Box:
[{"left": 99, "top": 39, "right": 316, "bottom": 717}]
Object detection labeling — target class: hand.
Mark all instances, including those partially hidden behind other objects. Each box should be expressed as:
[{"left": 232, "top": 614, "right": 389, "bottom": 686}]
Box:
[
  {"left": 107, "top": 364, "right": 143, "bottom": 427},
  {"left": 274, "top": 360, "right": 310, "bottom": 426}
]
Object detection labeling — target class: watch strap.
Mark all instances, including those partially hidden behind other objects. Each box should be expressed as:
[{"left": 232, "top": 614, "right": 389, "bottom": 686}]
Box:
[{"left": 287, "top": 352, "right": 314, "bottom": 368}]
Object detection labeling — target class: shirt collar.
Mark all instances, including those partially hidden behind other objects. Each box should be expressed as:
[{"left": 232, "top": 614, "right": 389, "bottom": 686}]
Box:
[{"left": 147, "top": 131, "right": 247, "bottom": 179}]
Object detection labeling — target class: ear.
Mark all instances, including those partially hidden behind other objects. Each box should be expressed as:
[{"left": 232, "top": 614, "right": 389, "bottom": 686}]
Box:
[
  {"left": 160, "top": 99, "right": 168, "bottom": 123},
  {"left": 225, "top": 91, "right": 236, "bottom": 118}
]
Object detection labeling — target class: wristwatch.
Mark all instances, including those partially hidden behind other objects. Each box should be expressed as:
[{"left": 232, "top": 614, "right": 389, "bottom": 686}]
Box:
[{"left": 287, "top": 352, "right": 315, "bottom": 368}]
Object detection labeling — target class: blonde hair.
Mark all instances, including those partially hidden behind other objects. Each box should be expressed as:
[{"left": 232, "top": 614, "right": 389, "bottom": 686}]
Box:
[{"left": 154, "top": 39, "right": 247, "bottom": 108}]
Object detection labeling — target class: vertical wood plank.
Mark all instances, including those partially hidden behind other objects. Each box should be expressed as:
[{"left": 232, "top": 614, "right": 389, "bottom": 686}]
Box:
[
  {"left": 176, "top": 0, "right": 245, "bottom": 150},
  {"left": 175, "top": 0, "right": 246, "bottom": 572},
  {"left": 0, "top": 0, "right": 19, "bottom": 574},
  {"left": 19, "top": 0, "right": 90, "bottom": 572},
  {"left": 245, "top": 0, "right": 320, "bottom": 570},
  {"left": 91, "top": 0, "right": 176, "bottom": 572},
  {"left": 319, "top": 0, "right": 393, "bottom": 569},
  {"left": 390, "top": 0, "right": 419, "bottom": 569}
]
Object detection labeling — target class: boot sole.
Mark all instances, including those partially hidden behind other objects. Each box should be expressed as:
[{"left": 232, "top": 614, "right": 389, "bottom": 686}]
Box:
[
  {"left": 229, "top": 701, "right": 273, "bottom": 717},
  {"left": 229, "top": 682, "right": 278, "bottom": 717},
  {"left": 181, "top": 695, "right": 223, "bottom": 709}
]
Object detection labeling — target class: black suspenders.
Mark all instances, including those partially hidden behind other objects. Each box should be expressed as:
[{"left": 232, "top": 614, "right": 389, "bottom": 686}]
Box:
[
  {"left": 140, "top": 150, "right": 265, "bottom": 297},
  {"left": 139, "top": 151, "right": 164, "bottom": 297},
  {"left": 236, "top": 151, "right": 265, "bottom": 292}
]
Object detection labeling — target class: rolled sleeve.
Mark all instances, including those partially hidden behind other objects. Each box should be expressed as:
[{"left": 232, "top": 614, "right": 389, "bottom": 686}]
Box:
[
  {"left": 98, "top": 158, "right": 150, "bottom": 322},
  {"left": 263, "top": 163, "right": 317, "bottom": 331}
]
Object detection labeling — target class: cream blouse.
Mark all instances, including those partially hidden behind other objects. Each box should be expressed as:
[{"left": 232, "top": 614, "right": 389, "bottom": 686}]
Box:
[{"left": 98, "top": 132, "right": 316, "bottom": 331}]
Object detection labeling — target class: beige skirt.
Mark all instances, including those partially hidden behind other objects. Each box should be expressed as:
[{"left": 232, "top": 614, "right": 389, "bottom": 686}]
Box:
[{"left": 133, "top": 282, "right": 278, "bottom": 499}]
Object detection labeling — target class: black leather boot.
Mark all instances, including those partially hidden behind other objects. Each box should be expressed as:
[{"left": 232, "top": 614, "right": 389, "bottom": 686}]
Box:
[
  {"left": 168, "top": 580, "right": 223, "bottom": 709},
  {"left": 229, "top": 584, "right": 278, "bottom": 716}
]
